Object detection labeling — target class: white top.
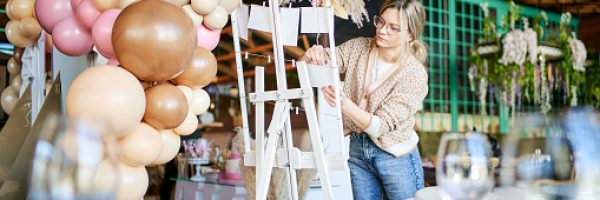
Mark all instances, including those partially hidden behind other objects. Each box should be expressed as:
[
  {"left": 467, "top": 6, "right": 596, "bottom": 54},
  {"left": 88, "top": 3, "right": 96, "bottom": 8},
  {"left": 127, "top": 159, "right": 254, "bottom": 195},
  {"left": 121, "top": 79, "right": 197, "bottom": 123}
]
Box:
[{"left": 364, "top": 59, "right": 394, "bottom": 136}]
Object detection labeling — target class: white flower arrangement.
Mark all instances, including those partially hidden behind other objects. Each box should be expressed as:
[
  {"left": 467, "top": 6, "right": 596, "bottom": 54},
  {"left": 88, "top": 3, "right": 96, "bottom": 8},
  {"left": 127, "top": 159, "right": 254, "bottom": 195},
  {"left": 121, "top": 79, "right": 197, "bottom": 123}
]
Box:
[{"left": 568, "top": 36, "right": 587, "bottom": 72}]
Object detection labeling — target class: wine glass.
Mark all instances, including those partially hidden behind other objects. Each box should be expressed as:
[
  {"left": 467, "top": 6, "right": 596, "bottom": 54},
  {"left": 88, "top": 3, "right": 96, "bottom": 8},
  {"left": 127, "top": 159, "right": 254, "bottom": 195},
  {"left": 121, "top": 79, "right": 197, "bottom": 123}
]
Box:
[
  {"left": 436, "top": 132, "right": 494, "bottom": 200},
  {"left": 500, "top": 113, "right": 574, "bottom": 199},
  {"left": 29, "top": 115, "right": 119, "bottom": 200}
]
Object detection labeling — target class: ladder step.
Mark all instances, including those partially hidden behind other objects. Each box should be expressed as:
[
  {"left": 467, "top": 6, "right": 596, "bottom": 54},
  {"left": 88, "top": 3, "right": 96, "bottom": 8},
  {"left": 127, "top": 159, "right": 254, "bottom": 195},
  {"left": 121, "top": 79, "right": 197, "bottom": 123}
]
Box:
[{"left": 244, "top": 151, "right": 348, "bottom": 170}]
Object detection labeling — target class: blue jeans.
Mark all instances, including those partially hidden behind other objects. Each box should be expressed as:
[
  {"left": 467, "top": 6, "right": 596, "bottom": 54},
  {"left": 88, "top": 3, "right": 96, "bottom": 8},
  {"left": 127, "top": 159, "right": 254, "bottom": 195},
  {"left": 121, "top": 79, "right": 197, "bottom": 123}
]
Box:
[{"left": 348, "top": 132, "right": 424, "bottom": 200}]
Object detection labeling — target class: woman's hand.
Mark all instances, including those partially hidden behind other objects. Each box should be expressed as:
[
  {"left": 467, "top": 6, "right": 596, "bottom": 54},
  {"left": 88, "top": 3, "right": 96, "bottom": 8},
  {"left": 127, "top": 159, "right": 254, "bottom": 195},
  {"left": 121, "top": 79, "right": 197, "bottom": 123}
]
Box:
[
  {"left": 301, "top": 45, "right": 329, "bottom": 65},
  {"left": 321, "top": 85, "right": 347, "bottom": 108}
]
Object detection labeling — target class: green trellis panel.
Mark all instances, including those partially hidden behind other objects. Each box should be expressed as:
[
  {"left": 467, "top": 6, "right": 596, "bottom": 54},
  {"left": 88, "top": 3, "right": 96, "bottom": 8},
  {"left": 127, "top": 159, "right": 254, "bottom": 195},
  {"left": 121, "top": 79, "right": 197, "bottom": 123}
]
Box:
[{"left": 418, "top": 0, "right": 579, "bottom": 134}]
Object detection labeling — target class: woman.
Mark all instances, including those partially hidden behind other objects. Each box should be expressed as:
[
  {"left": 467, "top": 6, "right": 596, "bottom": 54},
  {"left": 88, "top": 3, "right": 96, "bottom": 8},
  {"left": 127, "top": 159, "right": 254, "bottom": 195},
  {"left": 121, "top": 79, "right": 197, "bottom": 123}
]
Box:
[{"left": 301, "top": 0, "right": 428, "bottom": 199}]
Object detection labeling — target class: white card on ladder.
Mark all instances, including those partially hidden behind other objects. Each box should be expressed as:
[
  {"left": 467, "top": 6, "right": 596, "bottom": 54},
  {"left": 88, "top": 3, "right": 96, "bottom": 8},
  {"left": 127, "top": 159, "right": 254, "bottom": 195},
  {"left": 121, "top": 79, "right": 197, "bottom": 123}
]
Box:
[
  {"left": 237, "top": 4, "right": 250, "bottom": 40},
  {"left": 248, "top": 5, "right": 272, "bottom": 32},
  {"left": 280, "top": 7, "right": 300, "bottom": 46},
  {"left": 301, "top": 7, "right": 331, "bottom": 33}
]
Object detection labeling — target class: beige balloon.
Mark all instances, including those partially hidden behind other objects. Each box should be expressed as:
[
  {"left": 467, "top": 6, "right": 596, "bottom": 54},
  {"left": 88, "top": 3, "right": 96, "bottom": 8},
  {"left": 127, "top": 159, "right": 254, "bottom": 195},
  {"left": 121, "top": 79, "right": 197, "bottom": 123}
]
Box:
[
  {"left": 174, "top": 111, "right": 198, "bottom": 136},
  {"left": 165, "top": 0, "right": 190, "bottom": 6},
  {"left": 182, "top": 5, "right": 203, "bottom": 27},
  {"left": 5, "top": 0, "right": 15, "bottom": 20},
  {"left": 66, "top": 66, "right": 146, "bottom": 137},
  {"left": 203, "top": 6, "right": 228, "bottom": 30},
  {"left": 1, "top": 87, "right": 19, "bottom": 115},
  {"left": 151, "top": 129, "right": 181, "bottom": 165},
  {"left": 92, "top": 0, "right": 119, "bottom": 11},
  {"left": 11, "top": 75, "right": 22, "bottom": 92},
  {"left": 118, "top": 0, "right": 141, "bottom": 9},
  {"left": 176, "top": 85, "right": 193, "bottom": 105},
  {"left": 219, "top": 0, "right": 240, "bottom": 13},
  {"left": 19, "top": 17, "right": 42, "bottom": 40},
  {"left": 6, "top": 20, "right": 34, "bottom": 48},
  {"left": 7, "top": 57, "right": 21, "bottom": 75},
  {"left": 8, "top": 0, "right": 35, "bottom": 20},
  {"left": 191, "top": 0, "right": 218, "bottom": 15},
  {"left": 190, "top": 88, "right": 210, "bottom": 115},
  {"left": 117, "top": 123, "right": 163, "bottom": 167},
  {"left": 94, "top": 160, "right": 149, "bottom": 200}
]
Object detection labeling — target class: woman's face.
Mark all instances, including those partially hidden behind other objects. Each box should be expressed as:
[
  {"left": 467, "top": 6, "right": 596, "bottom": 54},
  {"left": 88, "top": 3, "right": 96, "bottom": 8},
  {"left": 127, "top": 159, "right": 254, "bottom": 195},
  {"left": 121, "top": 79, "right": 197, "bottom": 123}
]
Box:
[{"left": 375, "top": 8, "right": 412, "bottom": 48}]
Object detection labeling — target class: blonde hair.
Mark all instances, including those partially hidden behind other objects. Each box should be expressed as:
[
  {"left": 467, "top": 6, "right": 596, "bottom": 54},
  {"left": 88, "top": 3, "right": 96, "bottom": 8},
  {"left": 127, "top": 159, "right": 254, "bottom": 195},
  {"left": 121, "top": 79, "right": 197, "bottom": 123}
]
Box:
[{"left": 380, "top": 0, "right": 428, "bottom": 65}]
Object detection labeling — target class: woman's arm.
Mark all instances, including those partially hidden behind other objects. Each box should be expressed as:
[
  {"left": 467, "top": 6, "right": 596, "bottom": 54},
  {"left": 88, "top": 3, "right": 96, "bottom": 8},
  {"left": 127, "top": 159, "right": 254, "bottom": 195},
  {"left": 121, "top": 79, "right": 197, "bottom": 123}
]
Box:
[{"left": 321, "top": 86, "right": 372, "bottom": 130}]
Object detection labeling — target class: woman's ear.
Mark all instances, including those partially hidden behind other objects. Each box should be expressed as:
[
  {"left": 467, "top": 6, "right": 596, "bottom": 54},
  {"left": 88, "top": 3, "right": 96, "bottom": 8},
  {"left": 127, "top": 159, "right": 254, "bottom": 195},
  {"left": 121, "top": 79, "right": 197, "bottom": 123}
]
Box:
[{"left": 408, "top": 33, "right": 415, "bottom": 42}]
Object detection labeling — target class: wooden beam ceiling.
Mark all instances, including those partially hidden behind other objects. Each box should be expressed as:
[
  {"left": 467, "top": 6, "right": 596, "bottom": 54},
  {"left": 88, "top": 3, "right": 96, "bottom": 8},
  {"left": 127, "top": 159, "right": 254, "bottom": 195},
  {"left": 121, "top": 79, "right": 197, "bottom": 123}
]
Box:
[{"left": 514, "top": 0, "right": 600, "bottom": 16}]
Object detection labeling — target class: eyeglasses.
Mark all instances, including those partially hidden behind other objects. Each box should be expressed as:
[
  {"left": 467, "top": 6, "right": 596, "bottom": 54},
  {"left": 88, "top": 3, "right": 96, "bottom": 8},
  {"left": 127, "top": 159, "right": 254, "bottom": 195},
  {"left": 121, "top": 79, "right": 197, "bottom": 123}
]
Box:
[{"left": 373, "top": 15, "right": 403, "bottom": 34}]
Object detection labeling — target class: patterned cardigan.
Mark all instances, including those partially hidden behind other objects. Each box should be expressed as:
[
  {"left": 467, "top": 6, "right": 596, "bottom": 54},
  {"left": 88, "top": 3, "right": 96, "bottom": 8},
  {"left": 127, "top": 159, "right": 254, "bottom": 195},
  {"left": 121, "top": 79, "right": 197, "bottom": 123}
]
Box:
[{"left": 333, "top": 37, "right": 429, "bottom": 157}]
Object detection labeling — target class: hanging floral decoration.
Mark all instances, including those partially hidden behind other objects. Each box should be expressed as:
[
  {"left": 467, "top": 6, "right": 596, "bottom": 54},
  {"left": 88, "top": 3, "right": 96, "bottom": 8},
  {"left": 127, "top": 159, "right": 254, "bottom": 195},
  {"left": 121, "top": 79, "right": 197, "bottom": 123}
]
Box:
[{"left": 469, "top": 1, "right": 588, "bottom": 116}]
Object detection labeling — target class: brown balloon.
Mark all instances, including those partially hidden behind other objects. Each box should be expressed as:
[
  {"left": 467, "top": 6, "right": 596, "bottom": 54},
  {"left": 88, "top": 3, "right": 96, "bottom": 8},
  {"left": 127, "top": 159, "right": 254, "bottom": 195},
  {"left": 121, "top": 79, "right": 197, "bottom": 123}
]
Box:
[
  {"left": 112, "top": 0, "right": 197, "bottom": 81},
  {"left": 143, "top": 83, "right": 189, "bottom": 129},
  {"left": 1, "top": 87, "right": 19, "bottom": 115},
  {"left": 19, "top": 17, "right": 42, "bottom": 40},
  {"left": 6, "top": 20, "right": 34, "bottom": 47},
  {"left": 8, "top": 0, "right": 35, "bottom": 21},
  {"left": 172, "top": 47, "right": 218, "bottom": 89},
  {"left": 7, "top": 57, "right": 21, "bottom": 75},
  {"left": 13, "top": 47, "right": 24, "bottom": 62}
]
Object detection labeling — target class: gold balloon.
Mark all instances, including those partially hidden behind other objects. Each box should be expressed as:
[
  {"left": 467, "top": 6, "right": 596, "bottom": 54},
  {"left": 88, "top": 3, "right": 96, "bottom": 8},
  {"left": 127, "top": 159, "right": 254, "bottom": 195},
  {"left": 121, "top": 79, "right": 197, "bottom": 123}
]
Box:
[
  {"left": 8, "top": 0, "right": 35, "bottom": 20},
  {"left": 151, "top": 129, "right": 181, "bottom": 165},
  {"left": 219, "top": 0, "right": 240, "bottom": 13},
  {"left": 183, "top": 5, "right": 203, "bottom": 27},
  {"left": 19, "top": 17, "right": 42, "bottom": 40},
  {"left": 118, "top": 0, "right": 140, "bottom": 9},
  {"left": 191, "top": 0, "right": 218, "bottom": 15},
  {"left": 92, "top": 0, "right": 118, "bottom": 11},
  {"left": 1, "top": 87, "right": 19, "bottom": 115},
  {"left": 7, "top": 57, "right": 21, "bottom": 75},
  {"left": 203, "top": 6, "right": 228, "bottom": 30},
  {"left": 165, "top": 0, "right": 190, "bottom": 6},
  {"left": 174, "top": 111, "right": 198, "bottom": 136},
  {"left": 143, "top": 83, "right": 189, "bottom": 129},
  {"left": 112, "top": 0, "right": 197, "bottom": 81},
  {"left": 172, "top": 47, "right": 218, "bottom": 89},
  {"left": 11, "top": 75, "right": 22, "bottom": 92},
  {"left": 66, "top": 66, "right": 146, "bottom": 137},
  {"left": 13, "top": 47, "right": 24, "bottom": 61},
  {"left": 6, "top": 21, "right": 34, "bottom": 47},
  {"left": 117, "top": 123, "right": 163, "bottom": 167}
]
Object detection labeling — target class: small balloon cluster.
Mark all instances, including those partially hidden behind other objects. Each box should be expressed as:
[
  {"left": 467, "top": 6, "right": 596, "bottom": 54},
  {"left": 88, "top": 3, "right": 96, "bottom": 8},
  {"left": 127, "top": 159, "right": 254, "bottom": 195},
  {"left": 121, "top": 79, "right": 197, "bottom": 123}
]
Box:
[
  {"left": 182, "top": 139, "right": 213, "bottom": 159},
  {"left": 168, "top": 0, "right": 240, "bottom": 51},
  {"left": 5, "top": 0, "right": 42, "bottom": 48},
  {"left": 59, "top": 0, "right": 231, "bottom": 199},
  {"left": 1, "top": 48, "right": 25, "bottom": 115}
]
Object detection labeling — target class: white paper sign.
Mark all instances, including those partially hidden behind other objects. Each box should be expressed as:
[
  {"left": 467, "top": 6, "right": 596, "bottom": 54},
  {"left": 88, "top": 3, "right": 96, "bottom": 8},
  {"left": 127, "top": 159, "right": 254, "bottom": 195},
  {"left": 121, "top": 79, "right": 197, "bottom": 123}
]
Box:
[
  {"left": 248, "top": 5, "right": 272, "bottom": 32},
  {"left": 280, "top": 7, "right": 300, "bottom": 46},
  {"left": 236, "top": 4, "right": 250, "bottom": 40},
  {"left": 301, "top": 7, "right": 331, "bottom": 33},
  {"left": 306, "top": 63, "right": 335, "bottom": 87}
]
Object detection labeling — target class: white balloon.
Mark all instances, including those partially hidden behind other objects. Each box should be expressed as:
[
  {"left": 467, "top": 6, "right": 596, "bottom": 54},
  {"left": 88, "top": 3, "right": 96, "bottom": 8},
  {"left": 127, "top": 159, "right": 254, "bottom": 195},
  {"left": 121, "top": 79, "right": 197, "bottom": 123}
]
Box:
[
  {"left": 191, "top": 0, "right": 218, "bottom": 15},
  {"left": 190, "top": 88, "right": 210, "bottom": 115},
  {"left": 174, "top": 111, "right": 198, "bottom": 136}
]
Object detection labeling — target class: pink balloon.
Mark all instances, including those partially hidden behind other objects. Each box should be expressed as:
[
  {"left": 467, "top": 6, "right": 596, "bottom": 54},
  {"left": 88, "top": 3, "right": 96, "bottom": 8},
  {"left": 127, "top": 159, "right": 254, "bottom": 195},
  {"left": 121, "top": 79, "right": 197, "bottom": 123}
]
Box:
[
  {"left": 196, "top": 24, "right": 221, "bottom": 51},
  {"left": 52, "top": 17, "right": 94, "bottom": 56},
  {"left": 76, "top": 0, "right": 101, "bottom": 29},
  {"left": 92, "top": 9, "right": 120, "bottom": 59},
  {"left": 71, "top": 0, "right": 82, "bottom": 8},
  {"left": 107, "top": 58, "right": 120, "bottom": 66},
  {"left": 35, "top": 0, "right": 74, "bottom": 34}
]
